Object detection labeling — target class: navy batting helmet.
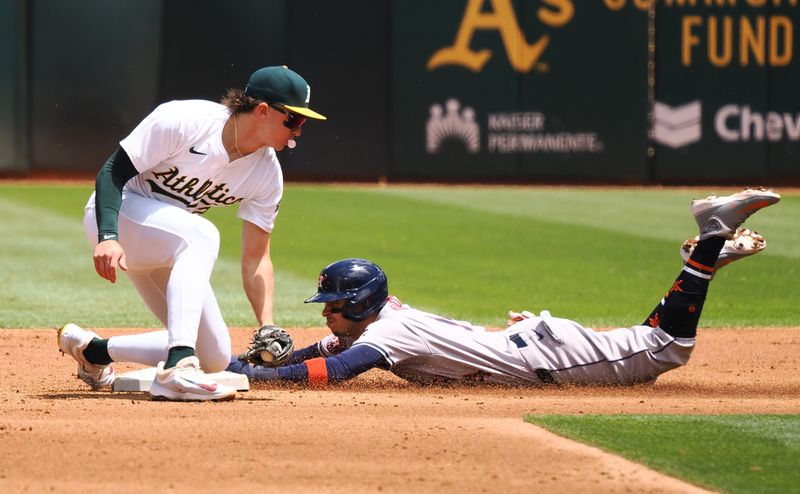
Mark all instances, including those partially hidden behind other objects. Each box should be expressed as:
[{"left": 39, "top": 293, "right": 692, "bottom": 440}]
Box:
[{"left": 304, "top": 258, "right": 388, "bottom": 322}]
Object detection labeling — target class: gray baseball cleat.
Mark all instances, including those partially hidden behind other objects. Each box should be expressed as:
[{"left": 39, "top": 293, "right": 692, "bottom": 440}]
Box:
[
  {"left": 681, "top": 228, "right": 766, "bottom": 270},
  {"left": 691, "top": 187, "right": 780, "bottom": 240},
  {"left": 57, "top": 323, "right": 116, "bottom": 390}
]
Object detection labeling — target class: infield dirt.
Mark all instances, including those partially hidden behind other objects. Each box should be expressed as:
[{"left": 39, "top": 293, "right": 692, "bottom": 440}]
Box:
[{"left": 1, "top": 327, "right": 798, "bottom": 493}]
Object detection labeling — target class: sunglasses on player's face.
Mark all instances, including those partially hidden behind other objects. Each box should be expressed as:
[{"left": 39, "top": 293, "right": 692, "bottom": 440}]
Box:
[{"left": 270, "top": 105, "right": 307, "bottom": 131}]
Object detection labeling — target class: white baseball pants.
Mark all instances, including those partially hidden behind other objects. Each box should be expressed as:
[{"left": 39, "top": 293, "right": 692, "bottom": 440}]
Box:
[{"left": 83, "top": 192, "right": 231, "bottom": 372}]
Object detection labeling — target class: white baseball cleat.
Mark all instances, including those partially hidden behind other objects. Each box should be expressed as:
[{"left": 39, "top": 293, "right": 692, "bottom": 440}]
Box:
[
  {"left": 691, "top": 187, "right": 780, "bottom": 240},
  {"left": 681, "top": 228, "right": 766, "bottom": 270},
  {"left": 57, "top": 323, "right": 116, "bottom": 390},
  {"left": 150, "top": 356, "right": 236, "bottom": 402}
]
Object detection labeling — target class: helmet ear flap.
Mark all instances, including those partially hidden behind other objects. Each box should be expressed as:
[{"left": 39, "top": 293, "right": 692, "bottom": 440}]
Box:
[
  {"left": 341, "top": 273, "right": 388, "bottom": 322},
  {"left": 350, "top": 275, "right": 384, "bottom": 305}
]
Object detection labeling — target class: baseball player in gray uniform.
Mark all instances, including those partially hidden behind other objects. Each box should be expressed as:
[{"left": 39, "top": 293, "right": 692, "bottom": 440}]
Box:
[
  {"left": 227, "top": 188, "right": 779, "bottom": 387},
  {"left": 57, "top": 66, "right": 326, "bottom": 401}
]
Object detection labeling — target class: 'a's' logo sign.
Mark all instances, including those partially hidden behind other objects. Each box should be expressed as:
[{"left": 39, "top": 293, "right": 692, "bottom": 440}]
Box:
[{"left": 428, "top": 0, "right": 574, "bottom": 73}]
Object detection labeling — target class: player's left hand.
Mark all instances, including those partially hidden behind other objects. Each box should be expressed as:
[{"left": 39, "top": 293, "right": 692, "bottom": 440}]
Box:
[
  {"left": 93, "top": 239, "right": 128, "bottom": 283},
  {"left": 238, "top": 324, "right": 294, "bottom": 367},
  {"left": 507, "top": 310, "right": 535, "bottom": 326}
]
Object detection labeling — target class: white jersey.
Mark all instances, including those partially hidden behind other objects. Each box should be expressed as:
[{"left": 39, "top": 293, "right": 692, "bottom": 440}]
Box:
[
  {"left": 115, "top": 100, "right": 283, "bottom": 232},
  {"left": 320, "top": 296, "right": 695, "bottom": 386}
]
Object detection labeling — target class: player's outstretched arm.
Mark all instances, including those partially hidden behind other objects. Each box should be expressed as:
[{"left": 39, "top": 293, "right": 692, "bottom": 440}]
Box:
[
  {"left": 226, "top": 345, "right": 386, "bottom": 385},
  {"left": 282, "top": 342, "right": 324, "bottom": 364}
]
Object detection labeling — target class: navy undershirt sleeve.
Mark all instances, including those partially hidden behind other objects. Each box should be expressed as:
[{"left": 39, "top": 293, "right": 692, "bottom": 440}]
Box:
[
  {"left": 282, "top": 343, "right": 322, "bottom": 365},
  {"left": 95, "top": 147, "right": 138, "bottom": 243},
  {"left": 325, "top": 345, "right": 387, "bottom": 382}
]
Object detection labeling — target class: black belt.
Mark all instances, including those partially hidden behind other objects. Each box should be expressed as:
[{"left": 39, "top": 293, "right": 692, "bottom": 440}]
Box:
[
  {"left": 509, "top": 334, "right": 556, "bottom": 384},
  {"left": 509, "top": 334, "right": 527, "bottom": 348}
]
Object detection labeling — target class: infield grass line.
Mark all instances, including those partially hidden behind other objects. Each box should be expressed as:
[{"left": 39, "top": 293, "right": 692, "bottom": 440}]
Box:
[{"left": 525, "top": 414, "right": 800, "bottom": 494}]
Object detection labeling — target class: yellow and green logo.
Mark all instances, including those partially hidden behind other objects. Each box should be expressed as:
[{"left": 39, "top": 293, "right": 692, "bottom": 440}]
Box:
[{"left": 427, "top": 0, "right": 574, "bottom": 73}]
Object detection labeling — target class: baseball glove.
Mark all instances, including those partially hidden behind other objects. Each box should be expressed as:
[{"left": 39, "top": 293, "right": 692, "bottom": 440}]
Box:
[{"left": 238, "top": 324, "right": 294, "bottom": 367}]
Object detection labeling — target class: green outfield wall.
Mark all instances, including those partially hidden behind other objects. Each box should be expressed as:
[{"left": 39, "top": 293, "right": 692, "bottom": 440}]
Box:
[
  {"left": 0, "top": 0, "right": 26, "bottom": 172},
  {"left": 28, "top": 0, "right": 161, "bottom": 171},
  {"left": 4, "top": 0, "right": 799, "bottom": 183}
]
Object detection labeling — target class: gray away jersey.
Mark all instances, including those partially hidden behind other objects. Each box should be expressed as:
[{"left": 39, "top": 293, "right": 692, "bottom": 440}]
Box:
[{"left": 322, "top": 296, "right": 695, "bottom": 386}]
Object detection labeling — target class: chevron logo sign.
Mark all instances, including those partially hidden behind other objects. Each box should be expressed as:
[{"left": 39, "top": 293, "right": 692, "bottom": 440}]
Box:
[{"left": 654, "top": 101, "right": 702, "bottom": 149}]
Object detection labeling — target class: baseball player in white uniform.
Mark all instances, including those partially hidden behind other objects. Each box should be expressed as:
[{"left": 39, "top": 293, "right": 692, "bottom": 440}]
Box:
[
  {"left": 227, "top": 188, "right": 780, "bottom": 387},
  {"left": 57, "top": 66, "right": 326, "bottom": 401}
]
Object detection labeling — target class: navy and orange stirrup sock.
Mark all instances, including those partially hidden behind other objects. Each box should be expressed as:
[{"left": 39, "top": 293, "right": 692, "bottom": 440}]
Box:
[{"left": 642, "top": 237, "right": 725, "bottom": 338}]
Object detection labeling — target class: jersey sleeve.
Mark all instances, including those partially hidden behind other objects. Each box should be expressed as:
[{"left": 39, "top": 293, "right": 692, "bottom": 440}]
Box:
[
  {"left": 119, "top": 103, "right": 186, "bottom": 174},
  {"left": 317, "top": 334, "right": 355, "bottom": 356},
  {"left": 351, "top": 319, "right": 429, "bottom": 367},
  {"left": 236, "top": 150, "right": 283, "bottom": 232}
]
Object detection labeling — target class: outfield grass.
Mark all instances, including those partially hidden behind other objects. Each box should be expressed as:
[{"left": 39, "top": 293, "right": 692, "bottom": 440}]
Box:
[
  {"left": 0, "top": 184, "right": 797, "bottom": 328},
  {"left": 526, "top": 414, "right": 800, "bottom": 494}
]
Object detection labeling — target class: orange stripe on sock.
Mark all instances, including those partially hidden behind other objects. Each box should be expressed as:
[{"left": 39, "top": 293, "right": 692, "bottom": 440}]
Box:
[
  {"left": 687, "top": 258, "right": 714, "bottom": 273},
  {"left": 305, "top": 358, "right": 328, "bottom": 387}
]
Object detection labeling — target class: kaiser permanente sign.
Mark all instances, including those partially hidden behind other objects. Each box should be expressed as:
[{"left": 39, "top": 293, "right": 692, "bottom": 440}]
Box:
[{"left": 485, "top": 112, "right": 603, "bottom": 153}]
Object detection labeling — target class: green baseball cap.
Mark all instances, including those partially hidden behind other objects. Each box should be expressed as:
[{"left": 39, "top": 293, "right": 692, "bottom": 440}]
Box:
[{"left": 244, "top": 65, "right": 326, "bottom": 120}]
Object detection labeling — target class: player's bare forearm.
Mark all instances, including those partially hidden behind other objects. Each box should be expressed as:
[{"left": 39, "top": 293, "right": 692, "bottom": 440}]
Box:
[
  {"left": 242, "top": 255, "right": 274, "bottom": 325},
  {"left": 241, "top": 221, "right": 274, "bottom": 325}
]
